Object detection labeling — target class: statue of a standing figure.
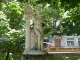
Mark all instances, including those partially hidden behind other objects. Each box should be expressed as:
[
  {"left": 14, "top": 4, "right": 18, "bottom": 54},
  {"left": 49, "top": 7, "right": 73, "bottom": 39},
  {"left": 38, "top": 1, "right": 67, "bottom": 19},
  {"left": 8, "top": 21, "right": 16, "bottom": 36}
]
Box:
[
  {"left": 23, "top": 6, "right": 47, "bottom": 55},
  {"left": 24, "top": 6, "right": 32, "bottom": 51},
  {"left": 33, "top": 8, "right": 44, "bottom": 50}
]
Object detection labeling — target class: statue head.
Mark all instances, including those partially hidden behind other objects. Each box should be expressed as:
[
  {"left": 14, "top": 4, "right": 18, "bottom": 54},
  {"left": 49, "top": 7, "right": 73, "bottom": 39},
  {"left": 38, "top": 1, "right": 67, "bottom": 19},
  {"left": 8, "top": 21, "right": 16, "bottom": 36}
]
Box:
[
  {"left": 35, "top": 8, "right": 41, "bottom": 15},
  {"left": 24, "top": 6, "right": 32, "bottom": 15}
]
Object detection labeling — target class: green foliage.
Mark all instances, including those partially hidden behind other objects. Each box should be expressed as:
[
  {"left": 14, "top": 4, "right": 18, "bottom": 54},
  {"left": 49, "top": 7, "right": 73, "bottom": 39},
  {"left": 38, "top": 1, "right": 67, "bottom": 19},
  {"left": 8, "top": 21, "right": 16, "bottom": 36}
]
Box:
[
  {"left": 0, "top": 0, "right": 80, "bottom": 58},
  {"left": 0, "top": 53, "right": 6, "bottom": 60},
  {"left": 60, "top": 0, "right": 80, "bottom": 10},
  {"left": 0, "top": 1, "right": 25, "bottom": 54},
  {"left": 56, "top": 4, "right": 80, "bottom": 35},
  {"left": 0, "top": 29, "right": 25, "bottom": 53},
  {"left": 0, "top": 1, "right": 80, "bottom": 60},
  {"left": 0, "top": 11, "right": 9, "bottom": 37},
  {"left": 0, "top": 53, "right": 21, "bottom": 60},
  {"left": 4, "top": 1, "right": 24, "bottom": 30}
]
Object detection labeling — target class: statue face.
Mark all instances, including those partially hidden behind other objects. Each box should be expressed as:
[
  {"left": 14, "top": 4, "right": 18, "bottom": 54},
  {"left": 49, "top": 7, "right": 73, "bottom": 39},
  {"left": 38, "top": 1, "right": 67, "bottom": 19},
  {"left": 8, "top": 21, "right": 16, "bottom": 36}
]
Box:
[
  {"left": 36, "top": 8, "right": 41, "bottom": 15},
  {"left": 24, "top": 6, "right": 32, "bottom": 14}
]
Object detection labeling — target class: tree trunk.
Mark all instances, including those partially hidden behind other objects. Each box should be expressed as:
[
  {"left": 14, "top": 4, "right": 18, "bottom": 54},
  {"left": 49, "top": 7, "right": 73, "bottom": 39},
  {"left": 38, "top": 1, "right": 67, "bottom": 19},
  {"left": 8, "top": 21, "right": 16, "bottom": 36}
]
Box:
[{"left": 4, "top": 49, "right": 10, "bottom": 60}]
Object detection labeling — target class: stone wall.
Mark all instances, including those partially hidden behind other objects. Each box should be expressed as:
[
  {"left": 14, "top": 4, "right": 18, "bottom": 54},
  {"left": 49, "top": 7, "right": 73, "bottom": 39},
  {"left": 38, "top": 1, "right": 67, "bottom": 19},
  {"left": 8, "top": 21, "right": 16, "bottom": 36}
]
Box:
[{"left": 22, "top": 54, "right": 54, "bottom": 60}]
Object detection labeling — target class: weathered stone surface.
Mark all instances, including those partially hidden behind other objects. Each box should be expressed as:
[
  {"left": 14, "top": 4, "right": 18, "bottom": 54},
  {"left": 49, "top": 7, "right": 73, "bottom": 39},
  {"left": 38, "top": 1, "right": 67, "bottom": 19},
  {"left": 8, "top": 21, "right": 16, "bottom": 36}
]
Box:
[{"left": 23, "top": 50, "right": 47, "bottom": 55}]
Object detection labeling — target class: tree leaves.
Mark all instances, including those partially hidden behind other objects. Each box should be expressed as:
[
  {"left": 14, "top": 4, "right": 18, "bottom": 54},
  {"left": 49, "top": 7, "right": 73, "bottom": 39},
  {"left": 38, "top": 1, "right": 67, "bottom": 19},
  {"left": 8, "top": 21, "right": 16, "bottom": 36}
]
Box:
[
  {"left": 60, "top": 0, "right": 80, "bottom": 10},
  {"left": 6, "top": 1, "right": 24, "bottom": 29},
  {"left": 0, "top": 0, "right": 80, "bottom": 54}
]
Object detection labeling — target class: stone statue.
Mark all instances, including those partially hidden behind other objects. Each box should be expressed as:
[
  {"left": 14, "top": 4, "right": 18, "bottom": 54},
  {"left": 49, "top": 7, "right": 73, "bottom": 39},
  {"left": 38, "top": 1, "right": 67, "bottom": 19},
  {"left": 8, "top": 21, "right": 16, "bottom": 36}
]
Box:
[
  {"left": 33, "top": 8, "right": 44, "bottom": 50},
  {"left": 24, "top": 6, "right": 32, "bottom": 50},
  {"left": 30, "top": 8, "right": 44, "bottom": 50},
  {"left": 23, "top": 6, "right": 47, "bottom": 55}
]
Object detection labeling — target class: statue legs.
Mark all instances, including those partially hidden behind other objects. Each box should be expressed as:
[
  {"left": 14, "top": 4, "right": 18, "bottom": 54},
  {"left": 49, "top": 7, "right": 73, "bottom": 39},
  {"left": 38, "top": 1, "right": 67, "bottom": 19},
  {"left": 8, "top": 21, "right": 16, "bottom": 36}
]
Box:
[{"left": 34, "top": 28, "right": 43, "bottom": 50}]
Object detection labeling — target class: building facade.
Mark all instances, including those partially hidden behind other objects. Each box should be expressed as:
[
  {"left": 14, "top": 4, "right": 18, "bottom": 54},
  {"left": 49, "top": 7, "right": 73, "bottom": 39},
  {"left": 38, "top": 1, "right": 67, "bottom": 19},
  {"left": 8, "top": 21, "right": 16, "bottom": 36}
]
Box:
[{"left": 52, "top": 35, "right": 80, "bottom": 48}]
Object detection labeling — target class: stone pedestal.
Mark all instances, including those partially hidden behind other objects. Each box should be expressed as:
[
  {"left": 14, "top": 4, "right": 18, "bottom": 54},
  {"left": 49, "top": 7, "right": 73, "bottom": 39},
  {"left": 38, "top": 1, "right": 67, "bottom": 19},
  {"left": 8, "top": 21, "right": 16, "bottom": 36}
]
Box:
[
  {"left": 23, "top": 50, "right": 47, "bottom": 55},
  {"left": 22, "top": 54, "right": 54, "bottom": 60}
]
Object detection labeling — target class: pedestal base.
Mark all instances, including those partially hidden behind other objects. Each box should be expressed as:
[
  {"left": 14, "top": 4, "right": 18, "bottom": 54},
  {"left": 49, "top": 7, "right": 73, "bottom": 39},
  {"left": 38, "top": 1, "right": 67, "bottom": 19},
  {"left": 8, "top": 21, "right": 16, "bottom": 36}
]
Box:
[
  {"left": 23, "top": 50, "right": 47, "bottom": 55},
  {"left": 22, "top": 54, "right": 54, "bottom": 60}
]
